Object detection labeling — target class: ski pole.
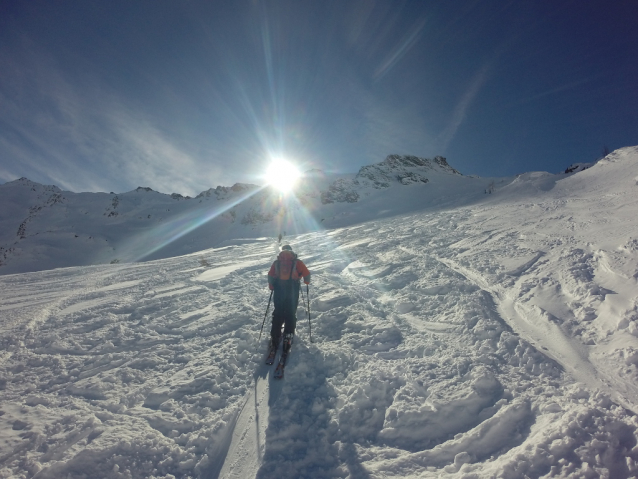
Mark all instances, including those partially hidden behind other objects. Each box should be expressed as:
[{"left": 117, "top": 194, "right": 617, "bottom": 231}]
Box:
[
  {"left": 302, "top": 284, "right": 313, "bottom": 343},
  {"left": 307, "top": 284, "right": 313, "bottom": 342},
  {"left": 258, "top": 290, "right": 273, "bottom": 345}
]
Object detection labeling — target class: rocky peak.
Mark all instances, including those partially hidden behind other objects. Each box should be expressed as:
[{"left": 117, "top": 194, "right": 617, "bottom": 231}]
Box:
[
  {"left": 196, "top": 183, "right": 258, "bottom": 200},
  {"left": 316, "top": 154, "right": 462, "bottom": 203},
  {"left": 433, "top": 156, "right": 461, "bottom": 174},
  {"left": 564, "top": 162, "right": 594, "bottom": 174},
  {"left": 2, "top": 177, "right": 62, "bottom": 192},
  {"left": 378, "top": 154, "right": 461, "bottom": 175},
  {"left": 170, "top": 193, "right": 191, "bottom": 200},
  {"left": 353, "top": 154, "right": 460, "bottom": 190},
  {"left": 230, "top": 183, "right": 256, "bottom": 192}
]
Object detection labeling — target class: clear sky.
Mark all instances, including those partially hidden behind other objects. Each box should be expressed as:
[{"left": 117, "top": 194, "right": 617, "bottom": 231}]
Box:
[{"left": 1, "top": 0, "right": 637, "bottom": 196}]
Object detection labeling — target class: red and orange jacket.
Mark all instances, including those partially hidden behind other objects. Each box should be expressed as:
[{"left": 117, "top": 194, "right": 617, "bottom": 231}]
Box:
[{"left": 268, "top": 250, "right": 311, "bottom": 290}]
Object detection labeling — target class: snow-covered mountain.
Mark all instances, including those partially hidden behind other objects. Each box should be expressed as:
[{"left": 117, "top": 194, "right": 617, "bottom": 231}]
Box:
[
  {"left": 0, "top": 155, "right": 497, "bottom": 275},
  {"left": 1, "top": 147, "right": 638, "bottom": 478}
]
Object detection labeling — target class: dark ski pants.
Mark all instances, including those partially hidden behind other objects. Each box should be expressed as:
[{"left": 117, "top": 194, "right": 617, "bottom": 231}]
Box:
[{"left": 270, "top": 279, "right": 300, "bottom": 342}]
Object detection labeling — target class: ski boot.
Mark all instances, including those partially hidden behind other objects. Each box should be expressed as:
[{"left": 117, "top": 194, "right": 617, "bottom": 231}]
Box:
[{"left": 283, "top": 333, "right": 294, "bottom": 354}]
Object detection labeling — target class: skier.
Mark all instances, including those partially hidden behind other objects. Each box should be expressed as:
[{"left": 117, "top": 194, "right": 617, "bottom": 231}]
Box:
[
  {"left": 278, "top": 233, "right": 282, "bottom": 244},
  {"left": 267, "top": 244, "right": 311, "bottom": 358}
]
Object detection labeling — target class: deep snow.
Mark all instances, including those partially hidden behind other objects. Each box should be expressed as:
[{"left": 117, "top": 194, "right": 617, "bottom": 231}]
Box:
[{"left": 1, "top": 147, "right": 638, "bottom": 478}]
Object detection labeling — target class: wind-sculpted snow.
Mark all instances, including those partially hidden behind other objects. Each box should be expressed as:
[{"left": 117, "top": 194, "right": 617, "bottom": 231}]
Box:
[{"left": 1, "top": 147, "right": 638, "bottom": 478}]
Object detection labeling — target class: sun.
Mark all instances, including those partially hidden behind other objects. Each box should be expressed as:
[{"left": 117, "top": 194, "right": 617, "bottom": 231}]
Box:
[{"left": 265, "top": 159, "right": 301, "bottom": 193}]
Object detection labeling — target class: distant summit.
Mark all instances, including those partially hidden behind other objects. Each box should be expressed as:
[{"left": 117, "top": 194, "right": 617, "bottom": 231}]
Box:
[
  {"left": 377, "top": 154, "right": 460, "bottom": 174},
  {"left": 320, "top": 154, "right": 461, "bottom": 203},
  {"left": 3, "top": 177, "right": 62, "bottom": 192},
  {"left": 196, "top": 183, "right": 258, "bottom": 200},
  {"left": 356, "top": 154, "right": 460, "bottom": 187}
]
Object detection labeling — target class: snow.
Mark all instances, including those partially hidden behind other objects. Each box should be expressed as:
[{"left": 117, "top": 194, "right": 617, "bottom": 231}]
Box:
[{"left": 1, "top": 147, "right": 638, "bottom": 477}]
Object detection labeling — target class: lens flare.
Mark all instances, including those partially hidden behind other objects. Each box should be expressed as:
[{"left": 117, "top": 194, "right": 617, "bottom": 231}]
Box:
[{"left": 266, "top": 159, "right": 301, "bottom": 193}]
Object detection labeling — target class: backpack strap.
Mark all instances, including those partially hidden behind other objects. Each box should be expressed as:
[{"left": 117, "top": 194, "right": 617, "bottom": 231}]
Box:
[{"left": 273, "top": 252, "right": 299, "bottom": 281}]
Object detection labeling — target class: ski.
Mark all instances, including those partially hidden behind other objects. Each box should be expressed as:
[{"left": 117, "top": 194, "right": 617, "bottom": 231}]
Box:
[
  {"left": 265, "top": 333, "right": 283, "bottom": 365},
  {"left": 274, "top": 334, "right": 293, "bottom": 379},
  {"left": 274, "top": 352, "right": 288, "bottom": 379},
  {"left": 265, "top": 344, "right": 277, "bottom": 365}
]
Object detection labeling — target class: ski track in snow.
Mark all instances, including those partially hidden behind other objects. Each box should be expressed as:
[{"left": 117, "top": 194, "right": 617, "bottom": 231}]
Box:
[
  {"left": 431, "top": 255, "right": 604, "bottom": 402},
  {"left": 2, "top": 150, "right": 638, "bottom": 477}
]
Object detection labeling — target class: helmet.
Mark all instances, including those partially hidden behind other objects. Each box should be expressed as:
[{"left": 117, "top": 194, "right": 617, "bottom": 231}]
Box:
[{"left": 281, "top": 244, "right": 293, "bottom": 251}]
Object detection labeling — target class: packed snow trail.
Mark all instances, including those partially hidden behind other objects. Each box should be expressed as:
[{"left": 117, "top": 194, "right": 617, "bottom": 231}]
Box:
[
  {"left": 216, "top": 373, "right": 269, "bottom": 479},
  {"left": 2, "top": 148, "right": 638, "bottom": 478}
]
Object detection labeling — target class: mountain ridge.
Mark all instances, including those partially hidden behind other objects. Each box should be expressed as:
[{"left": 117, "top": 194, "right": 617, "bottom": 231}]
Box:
[{"left": 0, "top": 151, "right": 612, "bottom": 274}]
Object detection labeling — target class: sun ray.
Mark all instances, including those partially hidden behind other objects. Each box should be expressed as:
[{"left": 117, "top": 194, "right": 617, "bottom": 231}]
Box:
[{"left": 108, "top": 186, "right": 265, "bottom": 263}]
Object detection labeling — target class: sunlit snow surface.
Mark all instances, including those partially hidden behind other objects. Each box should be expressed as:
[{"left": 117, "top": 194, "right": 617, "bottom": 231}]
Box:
[{"left": 2, "top": 148, "right": 638, "bottom": 478}]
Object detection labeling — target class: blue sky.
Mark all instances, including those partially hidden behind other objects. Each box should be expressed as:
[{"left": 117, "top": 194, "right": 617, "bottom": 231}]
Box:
[{"left": 1, "top": 0, "right": 636, "bottom": 196}]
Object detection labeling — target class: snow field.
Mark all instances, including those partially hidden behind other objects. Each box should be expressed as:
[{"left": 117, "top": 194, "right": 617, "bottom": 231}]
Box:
[{"left": 1, "top": 148, "right": 638, "bottom": 477}]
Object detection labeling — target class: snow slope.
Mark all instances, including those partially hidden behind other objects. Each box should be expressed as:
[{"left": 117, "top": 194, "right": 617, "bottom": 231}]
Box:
[{"left": 1, "top": 147, "right": 638, "bottom": 478}]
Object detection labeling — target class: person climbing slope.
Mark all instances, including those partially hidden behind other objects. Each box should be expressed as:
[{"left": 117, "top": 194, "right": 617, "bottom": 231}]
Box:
[{"left": 266, "top": 244, "right": 310, "bottom": 364}]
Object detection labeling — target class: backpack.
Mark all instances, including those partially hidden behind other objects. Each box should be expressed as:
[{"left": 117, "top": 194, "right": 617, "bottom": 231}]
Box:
[{"left": 274, "top": 250, "right": 300, "bottom": 281}]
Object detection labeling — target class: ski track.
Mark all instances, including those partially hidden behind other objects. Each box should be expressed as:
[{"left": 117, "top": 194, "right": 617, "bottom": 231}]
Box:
[
  {"left": 2, "top": 196, "right": 638, "bottom": 477},
  {"left": 431, "top": 255, "right": 604, "bottom": 397}
]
